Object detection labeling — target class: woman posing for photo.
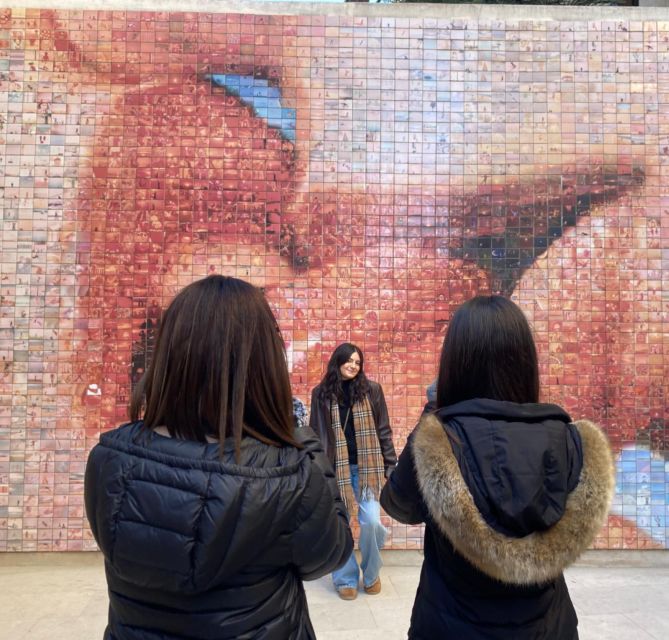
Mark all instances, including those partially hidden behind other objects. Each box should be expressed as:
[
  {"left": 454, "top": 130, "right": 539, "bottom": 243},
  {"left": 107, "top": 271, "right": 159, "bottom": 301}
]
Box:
[{"left": 309, "top": 343, "right": 397, "bottom": 601}]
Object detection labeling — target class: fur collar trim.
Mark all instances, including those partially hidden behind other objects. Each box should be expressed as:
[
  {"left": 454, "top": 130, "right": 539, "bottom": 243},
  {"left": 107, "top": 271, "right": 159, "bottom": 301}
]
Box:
[{"left": 412, "top": 413, "right": 615, "bottom": 585}]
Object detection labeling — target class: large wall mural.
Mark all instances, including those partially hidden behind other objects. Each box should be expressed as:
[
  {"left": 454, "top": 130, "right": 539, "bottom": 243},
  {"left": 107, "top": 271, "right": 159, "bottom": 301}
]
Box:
[{"left": 0, "top": 5, "right": 667, "bottom": 551}]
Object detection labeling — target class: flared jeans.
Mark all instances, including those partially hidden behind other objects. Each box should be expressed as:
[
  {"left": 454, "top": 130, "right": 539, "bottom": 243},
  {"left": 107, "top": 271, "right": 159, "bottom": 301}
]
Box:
[{"left": 332, "top": 464, "right": 388, "bottom": 589}]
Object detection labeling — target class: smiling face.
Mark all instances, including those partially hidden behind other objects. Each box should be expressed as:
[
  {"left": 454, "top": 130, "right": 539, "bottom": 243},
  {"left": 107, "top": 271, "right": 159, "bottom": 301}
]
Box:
[{"left": 339, "top": 352, "right": 362, "bottom": 381}]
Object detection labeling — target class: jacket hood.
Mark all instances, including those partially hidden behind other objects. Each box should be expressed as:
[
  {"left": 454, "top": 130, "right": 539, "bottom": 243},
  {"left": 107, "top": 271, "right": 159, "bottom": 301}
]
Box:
[
  {"left": 413, "top": 400, "right": 615, "bottom": 585},
  {"left": 435, "top": 399, "right": 582, "bottom": 537},
  {"left": 89, "top": 422, "right": 314, "bottom": 595}
]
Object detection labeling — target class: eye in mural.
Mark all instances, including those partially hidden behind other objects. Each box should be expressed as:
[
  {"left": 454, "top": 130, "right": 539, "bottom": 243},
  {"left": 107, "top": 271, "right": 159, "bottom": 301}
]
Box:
[
  {"left": 0, "top": 8, "right": 666, "bottom": 550},
  {"left": 207, "top": 74, "right": 297, "bottom": 142}
]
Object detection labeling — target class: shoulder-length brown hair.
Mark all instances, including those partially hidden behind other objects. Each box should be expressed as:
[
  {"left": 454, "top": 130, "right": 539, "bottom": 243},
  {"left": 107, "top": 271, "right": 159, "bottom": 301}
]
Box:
[
  {"left": 130, "top": 275, "right": 300, "bottom": 457},
  {"left": 437, "top": 295, "right": 540, "bottom": 408}
]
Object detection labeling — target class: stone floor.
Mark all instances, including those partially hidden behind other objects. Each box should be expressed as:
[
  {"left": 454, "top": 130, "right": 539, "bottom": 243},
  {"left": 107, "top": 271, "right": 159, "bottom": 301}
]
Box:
[{"left": 1, "top": 550, "right": 668, "bottom": 639}]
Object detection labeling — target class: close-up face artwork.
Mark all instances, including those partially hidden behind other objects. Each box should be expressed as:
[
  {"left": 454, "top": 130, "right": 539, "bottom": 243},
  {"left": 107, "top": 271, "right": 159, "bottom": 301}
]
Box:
[{"left": 0, "top": 6, "right": 667, "bottom": 551}]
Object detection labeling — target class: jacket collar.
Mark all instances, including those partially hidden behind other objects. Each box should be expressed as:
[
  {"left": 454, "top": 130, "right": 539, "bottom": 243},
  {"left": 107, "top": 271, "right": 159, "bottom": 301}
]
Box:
[
  {"left": 412, "top": 412, "right": 615, "bottom": 585},
  {"left": 436, "top": 398, "right": 571, "bottom": 423}
]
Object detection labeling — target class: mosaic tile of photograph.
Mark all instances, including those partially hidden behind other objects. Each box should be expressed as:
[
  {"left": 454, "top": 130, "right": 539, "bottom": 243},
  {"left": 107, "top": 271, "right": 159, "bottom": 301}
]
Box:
[{"left": 0, "top": 7, "right": 667, "bottom": 551}]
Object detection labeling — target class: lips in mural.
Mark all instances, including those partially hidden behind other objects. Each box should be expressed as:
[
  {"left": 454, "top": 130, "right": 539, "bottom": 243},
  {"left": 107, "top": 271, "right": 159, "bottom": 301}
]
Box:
[{"left": 2, "top": 8, "right": 667, "bottom": 550}]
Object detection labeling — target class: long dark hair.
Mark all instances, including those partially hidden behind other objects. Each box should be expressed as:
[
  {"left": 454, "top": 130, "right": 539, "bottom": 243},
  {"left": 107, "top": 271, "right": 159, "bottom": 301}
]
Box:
[
  {"left": 437, "top": 295, "right": 540, "bottom": 407},
  {"left": 130, "top": 275, "right": 300, "bottom": 457},
  {"left": 318, "top": 342, "right": 370, "bottom": 405}
]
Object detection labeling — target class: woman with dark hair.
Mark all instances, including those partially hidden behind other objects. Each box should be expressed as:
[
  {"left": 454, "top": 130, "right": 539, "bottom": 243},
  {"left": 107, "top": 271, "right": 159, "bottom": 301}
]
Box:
[
  {"left": 84, "top": 275, "right": 352, "bottom": 640},
  {"left": 309, "top": 343, "right": 397, "bottom": 600},
  {"left": 381, "top": 295, "right": 615, "bottom": 640}
]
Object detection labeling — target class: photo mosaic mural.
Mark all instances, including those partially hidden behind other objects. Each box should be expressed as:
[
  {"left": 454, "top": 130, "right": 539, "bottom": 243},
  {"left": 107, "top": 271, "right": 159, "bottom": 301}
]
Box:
[{"left": 0, "top": 6, "right": 667, "bottom": 551}]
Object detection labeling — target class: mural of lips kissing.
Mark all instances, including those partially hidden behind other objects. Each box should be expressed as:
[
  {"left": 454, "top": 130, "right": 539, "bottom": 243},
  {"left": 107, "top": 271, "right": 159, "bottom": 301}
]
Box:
[{"left": 1, "top": 6, "right": 666, "bottom": 550}]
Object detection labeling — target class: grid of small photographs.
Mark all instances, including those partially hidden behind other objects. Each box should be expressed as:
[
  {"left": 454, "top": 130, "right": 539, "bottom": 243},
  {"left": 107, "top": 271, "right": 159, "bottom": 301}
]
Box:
[{"left": 0, "top": 8, "right": 667, "bottom": 550}]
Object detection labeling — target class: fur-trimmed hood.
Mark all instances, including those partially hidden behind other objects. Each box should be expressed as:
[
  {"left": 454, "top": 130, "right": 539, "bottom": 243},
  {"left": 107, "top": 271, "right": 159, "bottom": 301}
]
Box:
[{"left": 412, "top": 401, "right": 614, "bottom": 586}]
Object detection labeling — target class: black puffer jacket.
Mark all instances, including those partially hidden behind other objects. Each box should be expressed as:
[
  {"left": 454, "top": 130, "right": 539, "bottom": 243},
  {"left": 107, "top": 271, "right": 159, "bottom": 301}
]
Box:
[
  {"left": 381, "top": 399, "right": 615, "bottom": 640},
  {"left": 85, "top": 422, "right": 353, "bottom": 640}
]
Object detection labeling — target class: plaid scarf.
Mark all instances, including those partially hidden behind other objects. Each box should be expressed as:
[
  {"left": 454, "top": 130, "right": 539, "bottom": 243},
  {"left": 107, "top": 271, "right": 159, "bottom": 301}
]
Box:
[{"left": 330, "top": 394, "right": 385, "bottom": 516}]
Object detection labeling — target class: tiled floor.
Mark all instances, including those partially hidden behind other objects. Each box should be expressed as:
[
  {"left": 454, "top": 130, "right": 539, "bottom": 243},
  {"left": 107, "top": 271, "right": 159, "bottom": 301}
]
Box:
[{"left": 1, "top": 551, "right": 668, "bottom": 639}]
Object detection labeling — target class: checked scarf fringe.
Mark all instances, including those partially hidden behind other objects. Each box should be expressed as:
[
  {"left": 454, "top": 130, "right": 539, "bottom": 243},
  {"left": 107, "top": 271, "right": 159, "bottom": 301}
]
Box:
[{"left": 330, "top": 394, "right": 385, "bottom": 517}]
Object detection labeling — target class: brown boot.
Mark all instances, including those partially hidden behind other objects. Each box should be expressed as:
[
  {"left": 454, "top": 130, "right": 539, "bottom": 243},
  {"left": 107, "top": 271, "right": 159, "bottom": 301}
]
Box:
[
  {"left": 337, "top": 586, "right": 358, "bottom": 601},
  {"left": 364, "top": 578, "right": 381, "bottom": 595}
]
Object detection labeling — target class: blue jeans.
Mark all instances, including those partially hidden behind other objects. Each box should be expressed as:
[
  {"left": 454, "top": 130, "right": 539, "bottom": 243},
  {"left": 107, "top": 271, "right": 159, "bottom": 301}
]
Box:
[{"left": 332, "top": 464, "right": 388, "bottom": 589}]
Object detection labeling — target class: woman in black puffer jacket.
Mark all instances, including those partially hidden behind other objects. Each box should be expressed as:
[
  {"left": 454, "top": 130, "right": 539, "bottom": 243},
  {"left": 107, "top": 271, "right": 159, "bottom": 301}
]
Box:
[
  {"left": 85, "top": 275, "right": 353, "bottom": 640},
  {"left": 381, "top": 295, "right": 615, "bottom": 640}
]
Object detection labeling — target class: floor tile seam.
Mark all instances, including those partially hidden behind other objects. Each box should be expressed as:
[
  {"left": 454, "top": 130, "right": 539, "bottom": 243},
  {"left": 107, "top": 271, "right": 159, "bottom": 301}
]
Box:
[{"left": 620, "top": 611, "right": 665, "bottom": 640}]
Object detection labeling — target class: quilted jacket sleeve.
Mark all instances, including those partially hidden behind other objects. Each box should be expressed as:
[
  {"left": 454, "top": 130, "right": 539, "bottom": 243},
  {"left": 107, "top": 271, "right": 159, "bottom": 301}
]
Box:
[
  {"left": 290, "top": 427, "right": 353, "bottom": 580},
  {"left": 84, "top": 443, "right": 103, "bottom": 545},
  {"left": 84, "top": 439, "right": 131, "bottom": 557}
]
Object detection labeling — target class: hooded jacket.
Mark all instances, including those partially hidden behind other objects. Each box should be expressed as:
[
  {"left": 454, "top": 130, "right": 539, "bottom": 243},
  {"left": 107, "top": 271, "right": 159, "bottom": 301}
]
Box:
[
  {"left": 380, "top": 399, "right": 614, "bottom": 640},
  {"left": 85, "top": 422, "right": 353, "bottom": 640}
]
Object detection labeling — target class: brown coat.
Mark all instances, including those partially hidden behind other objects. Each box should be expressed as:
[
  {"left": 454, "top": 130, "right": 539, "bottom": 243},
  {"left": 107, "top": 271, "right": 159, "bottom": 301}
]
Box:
[{"left": 309, "top": 380, "right": 397, "bottom": 475}]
